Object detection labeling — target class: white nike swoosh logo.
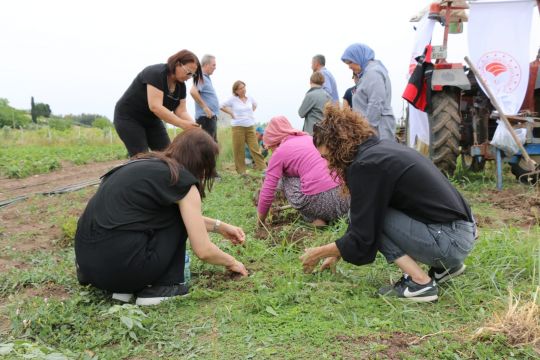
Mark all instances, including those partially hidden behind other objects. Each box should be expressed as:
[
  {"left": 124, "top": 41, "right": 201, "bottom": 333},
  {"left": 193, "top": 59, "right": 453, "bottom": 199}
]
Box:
[
  {"left": 433, "top": 272, "right": 447, "bottom": 280},
  {"left": 403, "top": 286, "right": 432, "bottom": 297}
]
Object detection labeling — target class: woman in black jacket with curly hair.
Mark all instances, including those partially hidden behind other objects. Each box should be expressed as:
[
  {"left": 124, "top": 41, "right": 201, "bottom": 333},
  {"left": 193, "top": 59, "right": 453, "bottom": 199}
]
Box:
[{"left": 300, "top": 104, "right": 476, "bottom": 303}]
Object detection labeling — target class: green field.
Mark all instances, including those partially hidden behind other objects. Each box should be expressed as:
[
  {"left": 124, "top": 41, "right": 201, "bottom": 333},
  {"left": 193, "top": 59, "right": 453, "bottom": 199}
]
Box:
[
  {"left": 0, "top": 127, "right": 126, "bottom": 179},
  {"left": 0, "top": 127, "right": 235, "bottom": 179},
  {"left": 0, "top": 129, "right": 539, "bottom": 359}
]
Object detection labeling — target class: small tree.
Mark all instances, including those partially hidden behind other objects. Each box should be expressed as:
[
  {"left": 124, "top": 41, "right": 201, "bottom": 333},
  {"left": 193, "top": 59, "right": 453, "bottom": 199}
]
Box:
[
  {"left": 30, "top": 96, "right": 52, "bottom": 122},
  {"left": 73, "top": 113, "right": 101, "bottom": 126},
  {"left": 92, "top": 117, "right": 112, "bottom": 129},
  {"left": 31, "top": 96, "right": 36, "bottom": 123},
  {"left": 34, "top": 103, "right": 51, "bottom": 118},
  {"left": 48, "top": 117, "right": 73, "bottom": 131},
  {"left": 1, "top": 99, "right": 31, "bottom": 128}
]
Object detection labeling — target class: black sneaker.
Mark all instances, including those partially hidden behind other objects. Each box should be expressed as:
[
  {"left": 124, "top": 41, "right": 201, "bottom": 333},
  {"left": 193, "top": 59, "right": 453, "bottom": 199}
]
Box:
[
  {"left": 428, "top": 264, "right": 466, "bottom": 284},
  {"left": 135, "top": 284, "right": 189, "bottom": 306},
  {"left": 378, "top": 274, "right": 438, "bottom": 302}
]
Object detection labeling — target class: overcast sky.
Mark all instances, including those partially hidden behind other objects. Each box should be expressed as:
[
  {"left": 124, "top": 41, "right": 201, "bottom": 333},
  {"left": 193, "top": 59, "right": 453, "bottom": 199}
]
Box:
[{"left": 1, "top": 0, "right": 538, "bottom": 130}]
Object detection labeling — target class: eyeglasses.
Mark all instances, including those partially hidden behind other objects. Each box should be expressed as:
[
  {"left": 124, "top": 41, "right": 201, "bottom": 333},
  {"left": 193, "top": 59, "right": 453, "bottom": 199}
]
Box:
[{"left": 180, "top": 63, "right": 196, "bottom": 78}]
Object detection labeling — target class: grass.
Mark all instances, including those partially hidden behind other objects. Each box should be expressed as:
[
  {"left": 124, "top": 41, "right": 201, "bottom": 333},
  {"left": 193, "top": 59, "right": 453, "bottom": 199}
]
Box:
[
  {"left": 0, "top": 126, "right": 236, "bottom": 179},
  {"left": 0, "top": 129, "right": 539, "bottom": 358},
  {"left": 0, "top": 170, "right": 539, "bottom": 359},
  {"left": 0, "top": 126, "right": 127, "bottom": 178}
]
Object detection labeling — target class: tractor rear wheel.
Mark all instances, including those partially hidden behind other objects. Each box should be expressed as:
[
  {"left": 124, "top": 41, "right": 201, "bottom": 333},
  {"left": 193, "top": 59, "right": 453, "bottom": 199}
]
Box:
[{"left": 429, "top": 88, "right": 461, "bottom": 176}]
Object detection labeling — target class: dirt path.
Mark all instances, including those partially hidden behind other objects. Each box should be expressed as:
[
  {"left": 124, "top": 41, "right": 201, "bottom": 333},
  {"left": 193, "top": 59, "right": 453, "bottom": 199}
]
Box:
[
  {"left": 0, "top": 159, "right": 125, "bottom": 202},
  {"left": 0, "top": 160, "right": 126, "bottom": 259}
]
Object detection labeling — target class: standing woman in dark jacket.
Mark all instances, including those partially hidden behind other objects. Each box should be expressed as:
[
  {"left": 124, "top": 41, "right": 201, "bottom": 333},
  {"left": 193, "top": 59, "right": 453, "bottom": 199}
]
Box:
[
  {"left": 114, "top": 49, "right": 202, "bottom": 157},
  {"left": 300, "top": 104, "right": 476, "bottom": 303}
]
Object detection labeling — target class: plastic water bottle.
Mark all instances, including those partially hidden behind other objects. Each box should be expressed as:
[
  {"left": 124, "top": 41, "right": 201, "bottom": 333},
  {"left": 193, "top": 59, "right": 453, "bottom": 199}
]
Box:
[{"left": 183, "top": 252, "right": 191, "bottom": 284}]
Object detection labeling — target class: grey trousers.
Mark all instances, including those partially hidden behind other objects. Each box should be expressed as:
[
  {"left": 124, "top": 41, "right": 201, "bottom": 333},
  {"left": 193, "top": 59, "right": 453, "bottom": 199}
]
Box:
[{"left": 378, "top": 208, "right": 476, "bottom": 269}]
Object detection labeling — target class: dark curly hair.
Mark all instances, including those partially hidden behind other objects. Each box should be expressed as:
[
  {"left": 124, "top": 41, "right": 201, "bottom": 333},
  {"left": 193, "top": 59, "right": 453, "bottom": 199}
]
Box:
[{"left": 312, "top": 103, "right": 376, "bottom": 188}]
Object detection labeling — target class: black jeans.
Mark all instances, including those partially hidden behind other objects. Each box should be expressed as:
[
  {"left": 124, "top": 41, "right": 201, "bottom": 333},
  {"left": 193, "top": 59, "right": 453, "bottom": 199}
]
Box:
[
  {"left": 196, "top": 115, "right": 218, "bottom": 142},
  {"left": 114, "top": 113, "right": 171, "bottom": 157},
  {"left": 75, "top": 221, "right": 187, "bottom": 293}
]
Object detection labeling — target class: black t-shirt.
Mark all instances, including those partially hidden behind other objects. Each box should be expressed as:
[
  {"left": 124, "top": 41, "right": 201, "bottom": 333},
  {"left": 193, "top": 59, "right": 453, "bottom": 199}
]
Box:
[
  {"left": 115, "top": 64, "right": 186, "bottom": 124},
  {"left": 76, "top": 159, "right": 199, "bottom": 240},
  {"left": 336, "top": 137, "right": 473, "bottom": 266},
  {"left": 343, "top": 86, "right": 355, "bottom": 107}
]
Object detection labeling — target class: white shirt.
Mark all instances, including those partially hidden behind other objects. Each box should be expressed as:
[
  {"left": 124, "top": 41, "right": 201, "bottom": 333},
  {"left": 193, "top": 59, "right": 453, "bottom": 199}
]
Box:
[{"left": 221, "top": 95, "right": 258, "bottom": 127}]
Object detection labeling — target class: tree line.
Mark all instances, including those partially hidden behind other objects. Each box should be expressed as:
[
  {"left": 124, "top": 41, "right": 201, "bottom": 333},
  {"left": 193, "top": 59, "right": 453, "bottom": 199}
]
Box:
[{"left": 0, "top": 97, "right": 112, "bottom": 130}]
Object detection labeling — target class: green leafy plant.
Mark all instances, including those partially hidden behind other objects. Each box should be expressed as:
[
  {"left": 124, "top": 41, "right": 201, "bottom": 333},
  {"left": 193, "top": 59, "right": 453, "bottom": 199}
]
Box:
[
  {"left": 58, "top": 216, "right": 78, "bottom": 248},
  {"left": 91, "top": 117, "right": 112, "bottom": 129},
  {"left": 0, "top": 340, "right": 76, "bottom": 359},
  {"left": 102, "top": 304, "right": 148, "bottom": 341},
  {"left": 48, "top": 117, "right": 73, "bottom": 131}
]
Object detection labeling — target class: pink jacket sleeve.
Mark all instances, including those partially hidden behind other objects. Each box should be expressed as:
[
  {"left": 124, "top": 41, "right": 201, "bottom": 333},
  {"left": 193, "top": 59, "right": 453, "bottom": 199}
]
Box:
[{"left": 257, "top": 150, "right": 284, "bottom": 216}]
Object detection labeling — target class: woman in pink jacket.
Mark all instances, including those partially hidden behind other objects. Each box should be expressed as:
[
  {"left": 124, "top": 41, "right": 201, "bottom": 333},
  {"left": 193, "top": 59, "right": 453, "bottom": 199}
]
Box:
[{"left": 257, "top": 116, "right": 349, "bottom": 226}]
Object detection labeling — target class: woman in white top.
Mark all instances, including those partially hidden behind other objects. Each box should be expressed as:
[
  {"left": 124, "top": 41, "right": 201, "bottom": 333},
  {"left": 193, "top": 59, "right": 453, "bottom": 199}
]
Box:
[{"left": 220, "top": 81, "right": 266, "bottom": 174}]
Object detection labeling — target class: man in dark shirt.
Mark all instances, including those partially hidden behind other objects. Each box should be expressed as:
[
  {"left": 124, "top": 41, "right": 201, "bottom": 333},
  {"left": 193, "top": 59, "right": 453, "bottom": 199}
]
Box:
[
  {"left": 300, "top": 104, "right": 476, "bottom": 302},
  {"left": 342, "top": 73, "right": 359, "bottom": 109}
]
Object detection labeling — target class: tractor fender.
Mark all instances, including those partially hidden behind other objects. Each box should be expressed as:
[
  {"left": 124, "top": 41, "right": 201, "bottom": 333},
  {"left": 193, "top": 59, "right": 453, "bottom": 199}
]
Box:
[{"left": 431, "top": 69, "right": 471, "bottom": 91}]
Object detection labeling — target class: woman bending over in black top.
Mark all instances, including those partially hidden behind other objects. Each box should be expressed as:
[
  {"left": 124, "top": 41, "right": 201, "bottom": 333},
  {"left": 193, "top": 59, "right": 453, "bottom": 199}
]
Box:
[
  {"left": 75, "top": 129, "right": 248, "bottom": 306},
  {"left": 114, "top": 49, "right": 202, "bottom": 157},
  {"left": 300, "top": 104, "right": 476, "bottom": 303}
]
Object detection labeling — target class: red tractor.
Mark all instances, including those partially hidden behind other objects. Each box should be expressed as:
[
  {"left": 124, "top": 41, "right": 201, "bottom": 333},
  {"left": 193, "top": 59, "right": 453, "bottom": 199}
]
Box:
[{"left": 406, "top": 0, "right": 540, "bottom": 182}]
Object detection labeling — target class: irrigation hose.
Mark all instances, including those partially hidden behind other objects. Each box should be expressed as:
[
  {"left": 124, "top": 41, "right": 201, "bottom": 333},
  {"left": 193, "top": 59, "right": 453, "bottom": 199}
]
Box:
[{"left": 0, "top": 179, "right": 101, "bottom": 209}]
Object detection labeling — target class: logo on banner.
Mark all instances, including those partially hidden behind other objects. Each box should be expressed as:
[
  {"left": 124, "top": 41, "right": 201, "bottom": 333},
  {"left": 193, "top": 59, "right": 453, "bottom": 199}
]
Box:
[{"left": 476, "top": 51, "right": 521, "bottom": 94}]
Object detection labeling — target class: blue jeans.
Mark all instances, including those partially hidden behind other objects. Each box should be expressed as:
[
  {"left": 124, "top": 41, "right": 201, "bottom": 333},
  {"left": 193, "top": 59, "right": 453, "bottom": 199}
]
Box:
[{"left": 378, "top": 208, "right": 476, "bottom": 268}]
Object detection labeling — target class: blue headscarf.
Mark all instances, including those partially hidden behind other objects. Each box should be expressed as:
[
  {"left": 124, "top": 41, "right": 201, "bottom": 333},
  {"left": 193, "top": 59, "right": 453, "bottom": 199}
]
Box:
[{"left": 341, "top": 43, "right": 375, "bottom": 77}]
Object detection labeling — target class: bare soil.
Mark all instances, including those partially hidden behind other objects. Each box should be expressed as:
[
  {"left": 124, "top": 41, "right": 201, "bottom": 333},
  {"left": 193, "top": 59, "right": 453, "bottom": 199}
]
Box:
[
  {"left": 335, "top": 332, "right": 419, "bottom": 359},
  {"left": 0, "top": 257, "right": 28, "bottom": 272},
  {"left": 21, "top": 282, "right": 71, "bottom": 301},
  {"left": 0, "top": 312, "right": 10, "bottom": 338},
  {"left": 0, "top": 160, "right": 123, "bottom": 267},
  {"left": 254, "top": 204, "right": 314, "bottom": 247},
  {"left": 0, "top": 159, "right": 123, "bottom": 201},
  {"left": 469, "top": 187, "right": 540, "bottom": 228}
]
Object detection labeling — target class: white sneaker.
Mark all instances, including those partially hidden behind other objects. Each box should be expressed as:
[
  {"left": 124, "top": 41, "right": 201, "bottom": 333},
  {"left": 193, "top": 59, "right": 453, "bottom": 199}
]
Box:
[{"left": 112, "top": 293, "right": 134, "bottom": 302}]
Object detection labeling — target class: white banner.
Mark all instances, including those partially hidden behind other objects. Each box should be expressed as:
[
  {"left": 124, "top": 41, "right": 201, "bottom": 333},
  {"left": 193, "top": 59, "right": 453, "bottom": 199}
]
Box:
[
  {"left": 468, "top": 0, "right": 535, "bottom": 115},
  {"left": 407, "top": 15, "right": 437, "bottom": 151}
]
